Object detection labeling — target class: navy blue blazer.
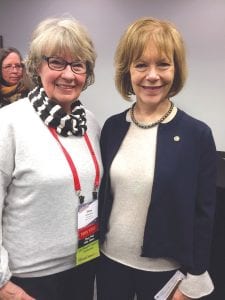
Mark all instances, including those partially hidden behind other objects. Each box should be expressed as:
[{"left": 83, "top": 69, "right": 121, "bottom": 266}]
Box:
[{"left": 99, "top": 108, "right": 217, "bottom": 275}]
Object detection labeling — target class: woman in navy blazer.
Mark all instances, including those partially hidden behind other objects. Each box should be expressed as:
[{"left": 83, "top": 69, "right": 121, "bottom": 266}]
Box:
[{"left": 97, "top": 17, "right": 217, "bottom": 300}]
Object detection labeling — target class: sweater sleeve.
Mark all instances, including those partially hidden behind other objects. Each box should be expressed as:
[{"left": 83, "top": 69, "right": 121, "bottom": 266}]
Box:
[
  {"left": 191, "top": 126, "right": 217, "bottom": 274},
  {"left": 0, "top": 170, "right": 13, "bottom": 287},
  {"left": 0, "top": 110, "right": 15, "bottom": 286},
  {"left": 179, "top": 126, "right": 216, "bottom": 298},
  {"left": 179, "top": 271, "right": 214, "bottom": 298}
]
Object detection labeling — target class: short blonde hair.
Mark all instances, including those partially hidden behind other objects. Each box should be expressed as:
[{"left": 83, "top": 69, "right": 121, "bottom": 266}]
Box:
[
  {"left": 26, "top": 17, "right": 96, "bottom": 90},
  {"left": 115, "top": 17, "right": 187, "bottom": 100}
]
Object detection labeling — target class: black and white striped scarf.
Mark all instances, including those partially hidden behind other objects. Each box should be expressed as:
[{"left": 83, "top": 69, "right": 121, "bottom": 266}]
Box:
[{"left": 28, "top": 86, "right": 87, "bottom": 137}]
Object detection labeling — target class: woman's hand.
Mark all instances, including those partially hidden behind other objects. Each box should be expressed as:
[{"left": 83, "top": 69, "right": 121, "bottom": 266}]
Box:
[
  {"left": 0, "top": 281, "right": 35, "bottom": 300},
  {"left": 169, "top": 287, "right": 191, "bottom": 300}
]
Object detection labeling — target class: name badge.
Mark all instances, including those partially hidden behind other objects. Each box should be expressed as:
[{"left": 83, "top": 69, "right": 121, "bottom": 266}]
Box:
[{"left": 76, "top": 199, "right": 100, "bottom": 265}]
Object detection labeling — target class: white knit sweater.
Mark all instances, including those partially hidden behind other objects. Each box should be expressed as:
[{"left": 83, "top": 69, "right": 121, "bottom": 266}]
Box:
[{"left": 0, "top": 98, "right": 102, "bottom": 286}]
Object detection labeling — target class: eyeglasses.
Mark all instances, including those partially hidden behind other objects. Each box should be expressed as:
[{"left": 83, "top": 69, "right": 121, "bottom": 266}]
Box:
[
  {"left": 2, "top": 64, "right": 24, "bottom": 72},
  {"left": 42, "top": 56, "right": 87, "bottom": 74}
]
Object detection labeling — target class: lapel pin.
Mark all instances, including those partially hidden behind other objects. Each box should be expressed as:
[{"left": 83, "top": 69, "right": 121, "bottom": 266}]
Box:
[{"left": 173, "top": 136, "right": 180, "bottom": 142}]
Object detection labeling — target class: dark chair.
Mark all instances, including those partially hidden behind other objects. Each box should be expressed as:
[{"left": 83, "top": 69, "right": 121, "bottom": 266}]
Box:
[{"left": 205, "top": 151, "right": 225, "bottom": 299}]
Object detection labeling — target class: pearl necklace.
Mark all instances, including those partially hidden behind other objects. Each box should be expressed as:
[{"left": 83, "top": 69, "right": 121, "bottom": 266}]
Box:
[{"left": 130, "top": 101, "right": 174, "bottom": 129}]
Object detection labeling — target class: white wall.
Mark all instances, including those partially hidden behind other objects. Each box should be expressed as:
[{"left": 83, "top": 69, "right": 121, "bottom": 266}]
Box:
[{"left": 1, "top": 0, "right": 225, "bottom": 150}]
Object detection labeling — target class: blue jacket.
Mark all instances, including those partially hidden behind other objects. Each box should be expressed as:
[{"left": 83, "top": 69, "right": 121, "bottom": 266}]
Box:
[{"left": 99, "top": 108, "right": 217, "bottom": 275}]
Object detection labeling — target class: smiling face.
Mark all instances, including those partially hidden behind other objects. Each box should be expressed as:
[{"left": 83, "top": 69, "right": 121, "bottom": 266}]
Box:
[
  {"left": 129, "top": 41, "right": 175, "bottom": 108},
  {"left": 2, "top": 52, "right": 23, "bottom": 86},
  {"left": 38, "top": 54, "right": 87, "bottom": 113}
]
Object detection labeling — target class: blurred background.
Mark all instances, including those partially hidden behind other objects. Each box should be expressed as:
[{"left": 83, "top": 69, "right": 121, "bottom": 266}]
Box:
[{"left": 0, "top": 0, "right": 224, "bottom": 150}]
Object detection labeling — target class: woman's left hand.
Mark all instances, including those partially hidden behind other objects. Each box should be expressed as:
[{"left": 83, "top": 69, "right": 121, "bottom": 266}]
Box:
[{"left": 169, "top": 288, "right": 191, "bottom": 300}]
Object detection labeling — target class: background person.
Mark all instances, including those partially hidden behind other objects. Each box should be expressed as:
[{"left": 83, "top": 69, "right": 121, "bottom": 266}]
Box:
[
  {"left": 0, "top": 47, "right": 31, "bottom": 108},
  {"left": 97, "top": 17, "right": 217, "bottom": 300},
  {"left": 0, "top": 17, "right": 102, "bottom": 300}
]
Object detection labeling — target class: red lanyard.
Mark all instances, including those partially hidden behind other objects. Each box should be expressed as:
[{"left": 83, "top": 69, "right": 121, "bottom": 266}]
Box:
[{"left": 49, "top": 127, "right": 100, "bottom": 203}]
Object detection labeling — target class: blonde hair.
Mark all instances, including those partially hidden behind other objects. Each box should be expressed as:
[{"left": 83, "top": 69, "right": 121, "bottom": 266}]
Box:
[
  {"left": 115, "top": 17, "right": 187, "bottom": 100},
  {"left": 26, "top": 17, "right": 96, "bottom": 90}
]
